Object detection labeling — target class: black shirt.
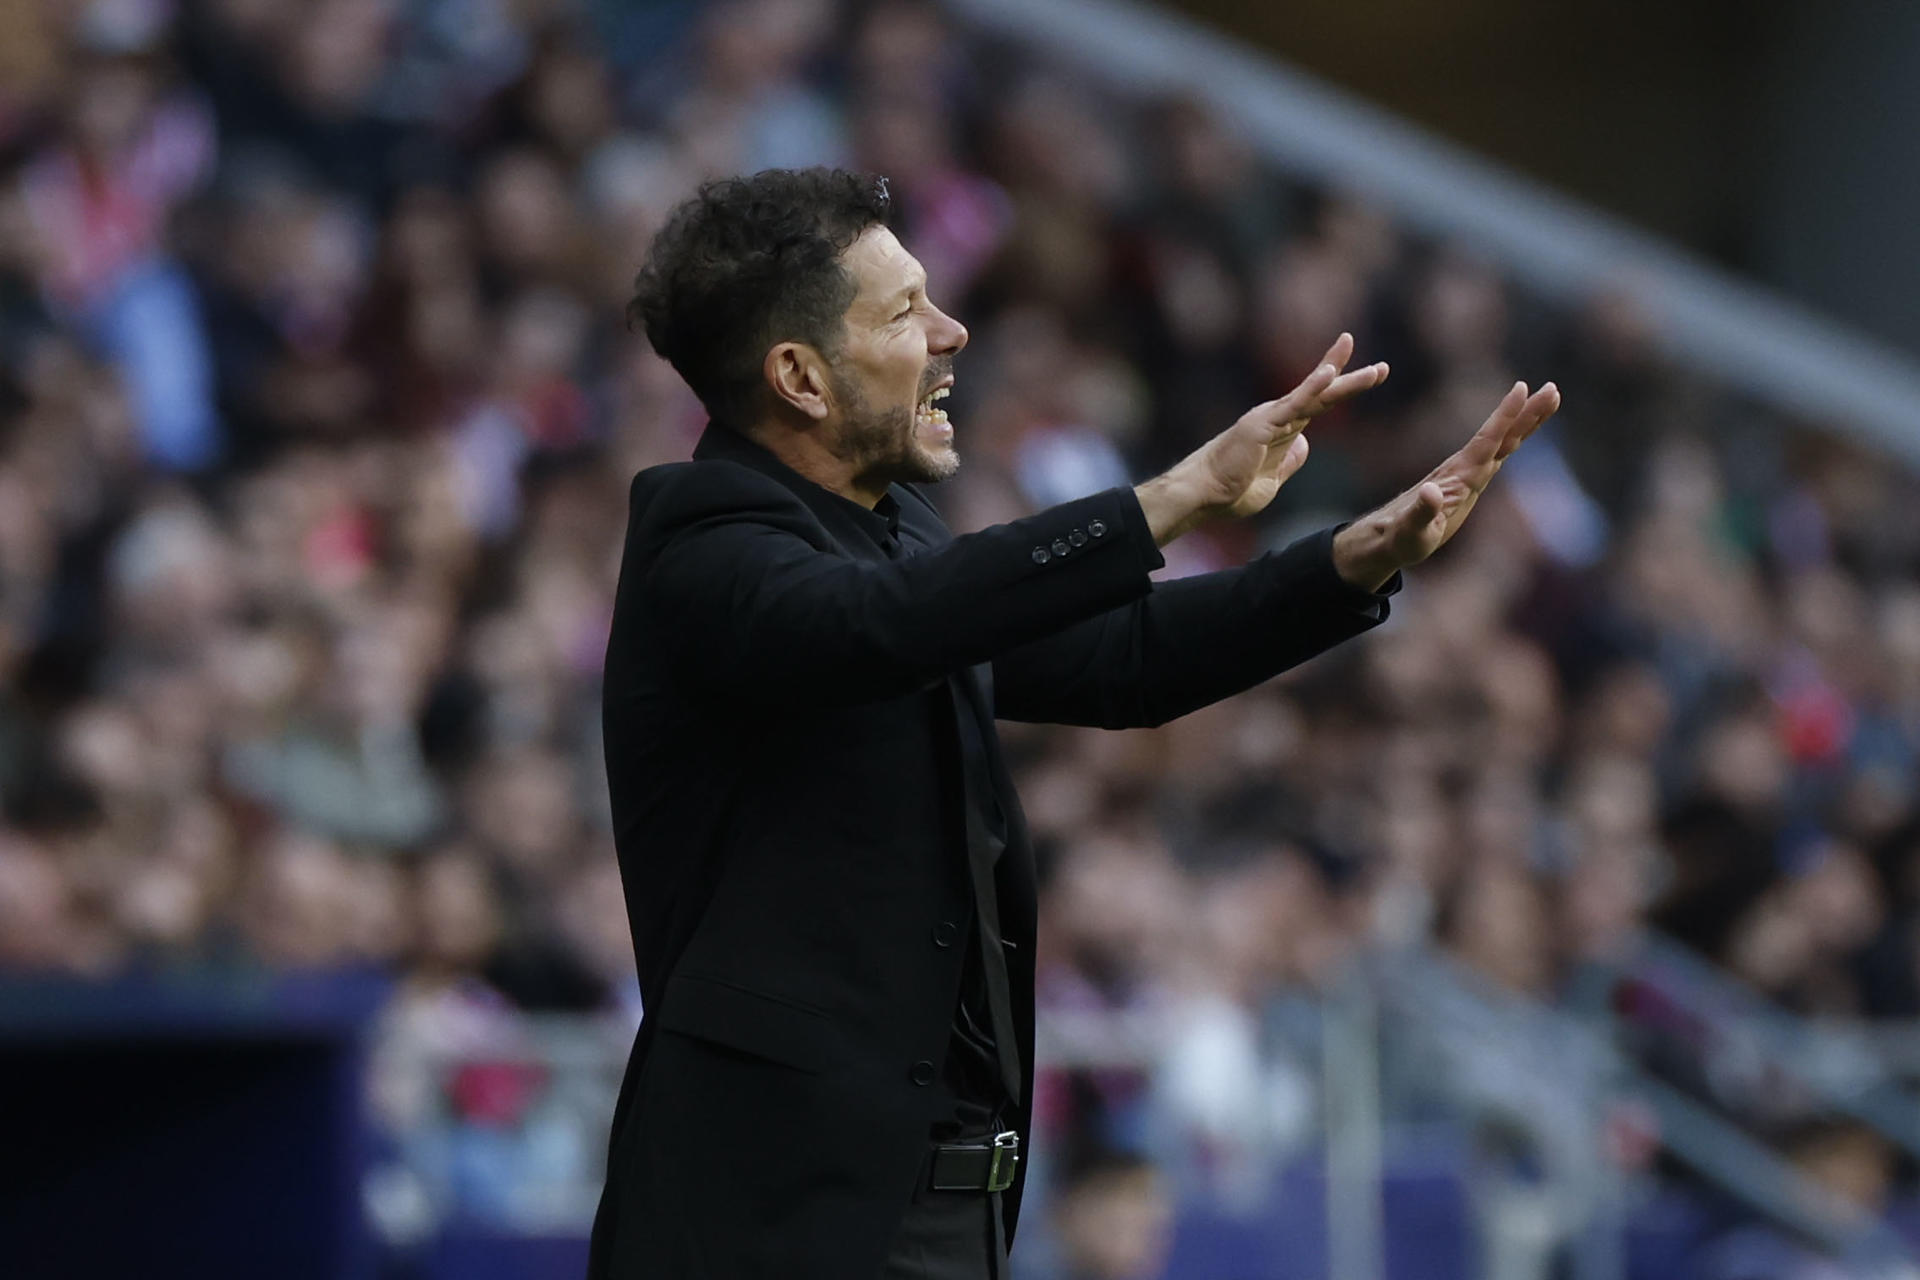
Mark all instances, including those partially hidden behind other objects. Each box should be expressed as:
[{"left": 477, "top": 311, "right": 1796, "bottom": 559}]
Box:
[{"left": 936, "top": 683, "right": 1012, "bottom": 1137}]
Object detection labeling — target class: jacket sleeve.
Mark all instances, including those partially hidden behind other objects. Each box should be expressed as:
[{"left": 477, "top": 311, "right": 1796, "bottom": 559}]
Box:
[
  {"left": 633, "top": 463, "right": 1166, "bottom": 706},
  {"left": 990, "top": 526, "right": 1398, "bottom": 729}
]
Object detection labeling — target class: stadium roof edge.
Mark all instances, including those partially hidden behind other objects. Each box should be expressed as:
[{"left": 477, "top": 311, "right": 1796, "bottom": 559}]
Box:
[{"left": 948, "top": 0, "right": 1920, "bottom": 466}]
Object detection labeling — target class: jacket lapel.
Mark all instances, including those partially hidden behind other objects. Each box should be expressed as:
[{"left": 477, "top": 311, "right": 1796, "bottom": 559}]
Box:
[{"left": 691, "top": 421, "right": 1033, "bottom": 1104}]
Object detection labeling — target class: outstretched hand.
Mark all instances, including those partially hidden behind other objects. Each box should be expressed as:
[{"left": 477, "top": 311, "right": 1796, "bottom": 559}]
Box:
[
  {"left": 1202, "top": 332, "right": 1390, "bottom": 519},
  {"left": 1332, "top": 380, "right": 1562, "bottom": 590},
  {"left": 1134, "top": 332, "right": 1390, "bottom": 545}
]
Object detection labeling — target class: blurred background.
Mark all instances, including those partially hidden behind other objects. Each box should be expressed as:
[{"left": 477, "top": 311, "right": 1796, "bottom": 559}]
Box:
[{"left": 2, "top": 1, "right": 1920, "bottom": 1278}]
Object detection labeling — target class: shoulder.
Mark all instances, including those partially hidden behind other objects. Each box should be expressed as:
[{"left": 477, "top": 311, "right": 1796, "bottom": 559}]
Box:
[
  {"left": 621, "top": 459, "right": 838, "bottom": 582},
  {"left": 630, "top": 457, "right": 791, "bottom": 510},
  {"left": 629, "top": 459, "right": 815, "bottom": 532}
]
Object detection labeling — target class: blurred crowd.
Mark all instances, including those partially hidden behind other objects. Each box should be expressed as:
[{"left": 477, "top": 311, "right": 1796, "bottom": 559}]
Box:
[{"left": 3, "top": 0, "right": 1920, "bottom": 1273}]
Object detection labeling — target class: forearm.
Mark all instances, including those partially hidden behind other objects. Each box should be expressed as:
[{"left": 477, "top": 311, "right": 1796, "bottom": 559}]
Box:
[
  {"left": 995, "top": 527, "right": 1395, "bottom": 727},
  {"left": 1331, "top": 514, "right": 1405, "bottom": 593},
  {"left": 644, "top": 481, "right": 1167, "bottom": 706},
  {"left": 1132, "top": 469, "right": 1218, "bottom": 547}
]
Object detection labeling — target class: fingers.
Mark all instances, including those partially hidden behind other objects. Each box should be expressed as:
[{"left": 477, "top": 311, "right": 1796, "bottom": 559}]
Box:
[
  {"left": 1371, "top": 376, "right": 1560, "bottom": 569},
  {"left": 1458, "top": 378, "right": 1562, "bottom": 467},
  {"left": 1274, "top": 433, "right": 1309, "bottom": 484},
  {"left": 1325, "top": 361, "right": 1391, "bottom": 404},
  {"left": 1251, "top": 430, "right": 1310, "bottom": 487},
  {"left": 1396, "top": 480, "right": 1445, "bottom": 541},
  {"left": 1369, "top": 478, "right": 1448, "bottom": 562},
  {"left": 1316, "top": 331, "right": 1356, "bottom": 371},
  {"left": 1459, "top": 381, "right": 1529, "bottom": 465},
  {"left": 1494, "top": 382, "right": 1560, "bottom": 459},
  {"left": 1274, "top": 361, "right": 1390, "bottom": 432},
  {"left": 1411, "top": 480, "right": 1445, "bottom": 522},
  {"left": 1259, "top": 332, "right": 1389, "bottom": 433},
  {"left": 1288, "top": 360, "right": 1341, "bottom": 414}
]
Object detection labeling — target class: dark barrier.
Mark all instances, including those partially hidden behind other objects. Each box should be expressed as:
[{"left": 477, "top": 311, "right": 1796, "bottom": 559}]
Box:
[{"left": 0, "top": 971, "right": 389, "bottom": 1280}]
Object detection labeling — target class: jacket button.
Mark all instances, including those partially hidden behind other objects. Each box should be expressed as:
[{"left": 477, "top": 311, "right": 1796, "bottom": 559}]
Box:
[
  {"left": 1069, "top": 529, "right": 1088, "bottom": 547},
  {"left": 1051, "top": 539, "right": 1070, "bottom": 557},
  {"left": 910, "top": 1060, "right": 936, "bottom": 1086},
  {"left": 933, "top": 921, "right": 958, "bottom": 948},
  {"left": 1031, "top": 546, "right": 1051, "bottom": 565},
  {"left": 1088, "top": 519, "right": 1107, "bottom": 537}
]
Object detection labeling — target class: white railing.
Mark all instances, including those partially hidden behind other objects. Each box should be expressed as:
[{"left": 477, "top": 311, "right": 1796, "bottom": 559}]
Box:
[{"left": 946, "top": 0, "right": 1920, "bottom": 466}]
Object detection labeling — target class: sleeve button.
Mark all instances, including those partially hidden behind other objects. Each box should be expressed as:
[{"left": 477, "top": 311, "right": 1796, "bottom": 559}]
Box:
[
  {"left": 1088, "top": 520, "right": 1107, "bottom": 537},
  {"left": 1051, "top": 539, "right": 1070, "bottom": 557},
  {"left": 1031, "top": 546, "right": 1051, "bottom": 564},
  {"left": 1069, "top": 529, "right": 1088, "bottom": 547}
]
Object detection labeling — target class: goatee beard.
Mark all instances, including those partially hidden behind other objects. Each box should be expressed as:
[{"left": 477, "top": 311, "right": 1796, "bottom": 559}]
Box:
[
  {"left": 848, "top": 405, "right": 957, "bottom": 487},
  {"left": 835, "top": 372, "right": 958, "bottom": 489}
]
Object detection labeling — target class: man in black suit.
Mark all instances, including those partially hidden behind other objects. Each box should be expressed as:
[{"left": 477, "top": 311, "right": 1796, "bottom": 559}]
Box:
[{"left": 590, "top": 169, "right": 1559, "bottom": 1279}]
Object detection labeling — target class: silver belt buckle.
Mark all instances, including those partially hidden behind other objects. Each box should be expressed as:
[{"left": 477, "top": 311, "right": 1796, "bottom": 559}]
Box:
[{"left": 987, "top": 1129, "right": 1020, "bottom": 1192}]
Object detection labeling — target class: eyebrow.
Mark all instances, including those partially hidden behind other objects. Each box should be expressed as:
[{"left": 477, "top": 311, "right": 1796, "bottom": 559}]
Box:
[{"left": 888, "top": 275, "right": 928, "bottom": 310}]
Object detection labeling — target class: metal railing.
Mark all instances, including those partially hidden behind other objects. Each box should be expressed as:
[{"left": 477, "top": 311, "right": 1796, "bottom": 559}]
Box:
[
  {"left": 1035, "top": 945, "right": 1920, "bottom": 1279},
  {"left": 945, "top": 0, "right": 1920, "bottom": 466},
  {"left": 1377, "top": 944, "right": 1920, "bottom": 1280},
  {"left": 1602, "top": 934, "right": 1920, "bottom": 1161},
  {"left": 370, "top": 966, "right": 1920, "bottom": 1275}
]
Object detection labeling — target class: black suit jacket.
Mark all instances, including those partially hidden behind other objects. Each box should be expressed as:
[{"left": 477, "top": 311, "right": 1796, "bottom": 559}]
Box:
[{"left": 589, "top": 424, "right": 1393, "bottom": 1279}]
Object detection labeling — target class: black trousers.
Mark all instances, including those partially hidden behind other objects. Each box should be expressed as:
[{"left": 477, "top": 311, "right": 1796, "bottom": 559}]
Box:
[{"left": 878, "top": 1143, "right": 1009, "bottom": 1280}]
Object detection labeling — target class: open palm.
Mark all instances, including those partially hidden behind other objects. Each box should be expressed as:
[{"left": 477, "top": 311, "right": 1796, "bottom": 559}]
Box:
[
  {"left": 1378, "top": 380, "right": 1562, "bottom": 567},
  {"left": 1203, "top": 332, "right": 1389, "bottom": 518}
]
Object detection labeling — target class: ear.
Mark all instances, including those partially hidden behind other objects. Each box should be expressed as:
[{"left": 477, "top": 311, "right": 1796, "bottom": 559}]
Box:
[{"left": 764, "top": 342, "right": 832, "bottom": 422}]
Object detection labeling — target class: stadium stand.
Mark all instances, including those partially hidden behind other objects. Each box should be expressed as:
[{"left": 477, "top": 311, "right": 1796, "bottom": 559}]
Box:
[{"left": 3, "top": 1, "right": 1920, "bottom": 1277}]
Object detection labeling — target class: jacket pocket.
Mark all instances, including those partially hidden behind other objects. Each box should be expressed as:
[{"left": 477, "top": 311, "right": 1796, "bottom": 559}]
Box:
[{"left": 652, "top": 972, "right": 840, "bottom": 1074}]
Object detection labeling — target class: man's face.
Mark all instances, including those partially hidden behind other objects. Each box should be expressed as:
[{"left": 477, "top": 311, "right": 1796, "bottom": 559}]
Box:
[{"left": 826, "top": 226, "right": 969, "bottom": 489}]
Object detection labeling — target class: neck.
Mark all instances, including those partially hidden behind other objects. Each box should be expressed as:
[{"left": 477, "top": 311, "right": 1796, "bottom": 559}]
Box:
[{"left": 742, "top": 420, "right": 887, "bottom": 508}]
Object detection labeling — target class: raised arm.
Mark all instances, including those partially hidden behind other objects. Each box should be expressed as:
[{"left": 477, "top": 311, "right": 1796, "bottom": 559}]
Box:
[
  {"left": 631, "top": 467, "right": 1165, "bottom": 707},
  {"left": 1133, "top": 332, "right": 1390, "bottom": 544},
  {"left": 630, "top": 335, "right": 1393, "bottom": 709},
  {"left": 993, "top": 378, "right": 1564, "bottom": 728},
  {"left": 992, "top": 526, "right": 1393, "bottom": 728}
]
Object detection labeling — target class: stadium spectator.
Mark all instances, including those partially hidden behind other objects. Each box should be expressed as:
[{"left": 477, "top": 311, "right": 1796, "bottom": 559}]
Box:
[{"left": 2, "top": 0, "right": 1920, "bottom": 1259}]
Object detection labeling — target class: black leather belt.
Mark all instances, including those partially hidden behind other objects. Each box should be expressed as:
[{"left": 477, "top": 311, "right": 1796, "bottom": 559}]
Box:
[{"left": 929, "top": 1130, "right": 1021, "bottom": 1193}]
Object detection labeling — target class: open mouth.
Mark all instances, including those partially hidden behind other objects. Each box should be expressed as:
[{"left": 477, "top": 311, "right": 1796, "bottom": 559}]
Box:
[{"left": 916, "top": 385, "right": 951, "bottom": 428}]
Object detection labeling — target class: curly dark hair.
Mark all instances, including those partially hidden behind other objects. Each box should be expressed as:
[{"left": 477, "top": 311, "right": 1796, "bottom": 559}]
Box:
[{"left": 628, "top": 168, "right": 894, "bottom": 426}]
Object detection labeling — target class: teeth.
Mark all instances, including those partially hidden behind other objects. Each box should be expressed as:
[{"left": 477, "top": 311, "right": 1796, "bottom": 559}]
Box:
[{"left": 918, "top": 385, "right": 952, "bottom": 426}]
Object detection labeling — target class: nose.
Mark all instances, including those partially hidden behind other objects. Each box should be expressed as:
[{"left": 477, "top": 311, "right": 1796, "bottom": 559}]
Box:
[{"left": 927, "top": 303, "right": 968, "bottom": 356}]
